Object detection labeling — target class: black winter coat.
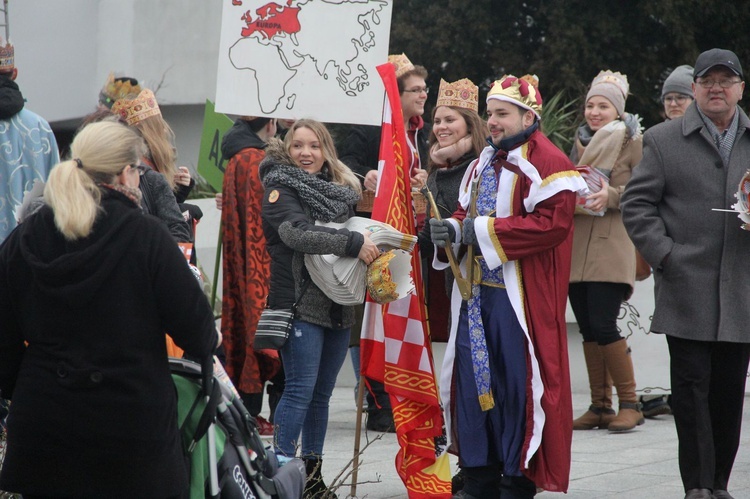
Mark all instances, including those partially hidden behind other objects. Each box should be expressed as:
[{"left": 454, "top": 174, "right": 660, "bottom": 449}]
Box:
[
  {"left": 338, "top": 122, "right": 432, "bottom": 180},
  {"left": 259, "top": 143, "right": 364, "bottom": 329},
  {"left": 0, "top": 189, "right": 217, "bottom": 497}
]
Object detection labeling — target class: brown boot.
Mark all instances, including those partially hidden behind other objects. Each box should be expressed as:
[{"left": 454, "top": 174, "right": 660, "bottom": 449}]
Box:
[
  {"left": 573, "top": 342, "right": 616, "bottom": 430},
  {"left": 602, "top": 339, "right": 645, "bottom": 432}
]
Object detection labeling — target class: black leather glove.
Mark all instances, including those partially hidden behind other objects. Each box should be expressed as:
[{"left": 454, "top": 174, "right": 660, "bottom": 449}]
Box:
[
  {"left": 429, "top": 218, "right": 455, "bottom": 248},
  {"left": 462, "top": 217, "right": 479, "bottom": 248}
]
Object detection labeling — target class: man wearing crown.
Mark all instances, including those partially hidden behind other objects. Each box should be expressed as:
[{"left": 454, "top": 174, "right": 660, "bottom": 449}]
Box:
[
  {"left": 0, "top": 40, "right": 59, "bottom": 243},
  {"left": 430, "top": 75, "right": 587, "bottom": 498}
]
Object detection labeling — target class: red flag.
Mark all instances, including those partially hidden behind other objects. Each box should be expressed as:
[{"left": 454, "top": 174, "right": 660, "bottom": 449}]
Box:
[{"left": 360, "top": 63, "right": 451, "bottom": 498}]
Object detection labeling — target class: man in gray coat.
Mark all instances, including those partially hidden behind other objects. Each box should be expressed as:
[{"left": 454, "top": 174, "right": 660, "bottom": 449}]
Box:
[{"left": 621, "top": 48, "right": 750, "bottom": 499}]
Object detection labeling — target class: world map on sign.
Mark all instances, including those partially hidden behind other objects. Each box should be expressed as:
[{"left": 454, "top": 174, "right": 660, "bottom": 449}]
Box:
[{"left": 215, "top": 0, "right": 392, "bottom": 126}]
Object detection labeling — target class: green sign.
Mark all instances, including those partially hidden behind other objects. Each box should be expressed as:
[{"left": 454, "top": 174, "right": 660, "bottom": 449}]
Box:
[{"left": 197, "top": 99, "right": 234, "bottom": 192}]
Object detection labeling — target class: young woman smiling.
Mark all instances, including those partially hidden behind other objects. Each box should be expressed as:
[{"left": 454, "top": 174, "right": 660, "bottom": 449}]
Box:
[
  {"left": 260, "top": 119, "right": 378, "bottom": 498},
  {"left": 568, "top": 70, "right": 645, "bottom": 433},
  {"left": 419, "top": 78, "right": 488, "bottom": 343}
]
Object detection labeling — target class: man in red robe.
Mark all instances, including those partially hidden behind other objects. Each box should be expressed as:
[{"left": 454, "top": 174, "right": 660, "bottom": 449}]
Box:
[
  {"left": 430, "top": 75, "right": 586, "bottom": 498},
  {"left": 220, "top": 117, "right": 280, "bottom": 433}
]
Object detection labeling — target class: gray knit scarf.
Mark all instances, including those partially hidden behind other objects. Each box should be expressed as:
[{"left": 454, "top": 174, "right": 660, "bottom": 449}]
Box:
[{"left": 262, "top": 164, "right": 360, "bottom": 222}]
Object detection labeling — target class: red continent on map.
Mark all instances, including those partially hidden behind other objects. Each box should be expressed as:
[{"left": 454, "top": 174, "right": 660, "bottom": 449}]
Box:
[{"left": 241, "top": 2, "right": 301, "bottom": 40}]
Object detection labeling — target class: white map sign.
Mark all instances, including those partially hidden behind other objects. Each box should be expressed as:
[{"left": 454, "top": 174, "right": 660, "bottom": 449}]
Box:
[{"left": 215, "top": 0, "right": 392, "bottom": 125}]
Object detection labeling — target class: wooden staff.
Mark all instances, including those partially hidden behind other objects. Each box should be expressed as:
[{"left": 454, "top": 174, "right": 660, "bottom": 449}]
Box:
[
  {"left": 350, "top": 374, "right": 366, "bottom": 497},
  {"left": 420, "top": 186, "right": 473, "bottom": 300}
]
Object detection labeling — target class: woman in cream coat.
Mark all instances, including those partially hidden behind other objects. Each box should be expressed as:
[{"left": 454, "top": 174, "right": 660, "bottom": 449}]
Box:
[{"left": 569, "top": 70, "right": 644, "bottom": 433}]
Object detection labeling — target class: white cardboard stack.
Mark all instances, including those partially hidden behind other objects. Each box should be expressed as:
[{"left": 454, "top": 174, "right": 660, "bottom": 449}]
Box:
[{"left": 304, "top": 217, "right": 418, "bottom": 305}]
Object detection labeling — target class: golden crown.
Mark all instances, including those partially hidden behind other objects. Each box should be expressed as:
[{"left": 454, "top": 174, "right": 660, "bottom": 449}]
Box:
[
  {"left": 366, "top": 251, "right": 400, "bottom": 304},
  {"left": 487, "top": 74, "right": 543, "bottom": 117},
  {"left": 99, "top": 73, "right": 142, "bottom": 109},
  {"left": 0, "top": 41, "right": 14, "bottom": 72},
  {"left": 388, "top": 53, "right": 415, "bottom": 79},
  {"left": 111, "top": 88, "right": 161, "bottom": 126},
  {"left": 436, "top": 78, "right": 479, "bottom": 112},
  {"left": 590, "top": 70, "right": 629, "bottom": 97}
]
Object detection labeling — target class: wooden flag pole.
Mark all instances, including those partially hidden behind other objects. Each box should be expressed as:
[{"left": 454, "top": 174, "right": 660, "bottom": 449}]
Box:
[
  {"left": 210, "top": 222, "right": 223, "bottom": 313},
  {"left": 350, "top": 374, "right": 367, "bottom": 497}
]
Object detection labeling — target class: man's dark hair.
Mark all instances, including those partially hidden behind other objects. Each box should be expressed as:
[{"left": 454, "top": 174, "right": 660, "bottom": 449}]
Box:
[{"left": 245, "top": 117, "right": 273, "bottom": 132}]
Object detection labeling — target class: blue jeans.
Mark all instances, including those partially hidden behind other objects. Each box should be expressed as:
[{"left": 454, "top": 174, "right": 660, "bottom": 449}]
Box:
[{"left": 273, "top": 319, "right": 349, "bottom": 457}]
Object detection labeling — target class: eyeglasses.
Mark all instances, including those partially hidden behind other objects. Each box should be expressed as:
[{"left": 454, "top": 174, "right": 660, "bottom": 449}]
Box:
[
  {"left": 663, "top": 95, "right": 691, "bottom": 104},
  {"left": 403, "top": 87, "right": 429, "bottom": 95},
  {"left": 695, "top": 79, "right": 742, "bottom": 89}
]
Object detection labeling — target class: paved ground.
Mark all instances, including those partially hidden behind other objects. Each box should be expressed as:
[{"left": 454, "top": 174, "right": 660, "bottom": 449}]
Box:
[{"left": 296, "top": 334, "right": 750, "bottom": 499}]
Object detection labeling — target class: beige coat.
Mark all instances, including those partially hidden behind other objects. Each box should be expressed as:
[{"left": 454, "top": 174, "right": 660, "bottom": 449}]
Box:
[{"left": 570, "top": 136, "right": 643, "bottom": 291}]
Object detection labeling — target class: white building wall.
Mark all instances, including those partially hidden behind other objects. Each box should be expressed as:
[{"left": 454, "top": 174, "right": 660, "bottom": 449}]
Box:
[{"left": 12, "top": 0, "right": 221, "bottom": 120}]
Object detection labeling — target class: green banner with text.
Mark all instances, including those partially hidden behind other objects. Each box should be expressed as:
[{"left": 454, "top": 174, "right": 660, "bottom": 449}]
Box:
[{"left": 197, "top": 99, "right": 234, "bottom": 192}]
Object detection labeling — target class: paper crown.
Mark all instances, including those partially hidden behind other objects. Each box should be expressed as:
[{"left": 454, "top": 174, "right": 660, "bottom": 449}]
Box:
[
  {"left": 590, "top": 70, "right": 629, "bottom": 98},
  {"left": 0, "top": 40, "right": 13, "bottom": 73},
  {"left": 388, "top": 53, "right": 415, "bottom": 79},
  {"left": 366, "top": 249, "right": 414, "bottom": 304},
  {"left": 111, "top": 88, "right": 161, "bottom": 126},
  {"left": 487, "top": 74, "right": 543, "bottom": 118},
  {"left": 436, "top": 78, "right": 479, "bottom": 112},
  {"left": 99, "top": 73, "right": 142, "bottom": 109},
  {"left": 732, "top": 170, "right": 750, "bottom": 230}
]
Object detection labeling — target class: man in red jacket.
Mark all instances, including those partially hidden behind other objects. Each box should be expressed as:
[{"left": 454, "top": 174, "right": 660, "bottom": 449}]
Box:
[{"left": 430, "top": 75, "right": 586, "bottom": 498}]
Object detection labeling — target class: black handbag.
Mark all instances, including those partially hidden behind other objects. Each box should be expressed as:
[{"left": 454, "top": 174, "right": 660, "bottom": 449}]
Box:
[
  {"left": 254, "top": 308, "right": 296, "bottom": 350},
  {"left": 253, "top": 280, "right": 311, "bottom": 350}
]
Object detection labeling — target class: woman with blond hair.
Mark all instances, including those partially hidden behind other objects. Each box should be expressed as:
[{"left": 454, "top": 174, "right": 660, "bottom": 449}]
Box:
[
  {"left": 0, "top": 121, "right": 219, "bottom": 498},
  {"left": 111, "top": 89, "right": 193, "bottom": 243},
  {"left": 260, "top": 119, "right": 379, "bottom": 498}
]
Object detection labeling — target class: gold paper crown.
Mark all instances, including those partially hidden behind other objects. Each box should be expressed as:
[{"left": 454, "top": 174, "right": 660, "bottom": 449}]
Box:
[
  {"left": 0, "top": 41, "right": 14, "bottom": 73},
  {"left": 388, "top": 53, "right": 415, "bottom": 79},
  {"left": 436, "top": 78, "right": 479, "bottom": 112},
  {"left": 111, "top": 88, "right": 161, "bottom": 126},
  {"left": 487, "top": 74, "right": 543, "bottom": 118},
  {"left": 99, "top": 73, "right": 142, "bottom": 109},
  {"left": 366, "top": 250, "right": 399, "bottom": 304},
  {"left": 590, "top": 70, "right": 629, "bottom": 98}
]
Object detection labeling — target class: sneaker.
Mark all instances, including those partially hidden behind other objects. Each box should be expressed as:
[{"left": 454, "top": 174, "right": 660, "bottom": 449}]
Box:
[
  {"left": 640, "top": 395, "right": 671, "bottom": 418},
  {"left": 256, "top": 415, "right": 274, "bottom": 439}
]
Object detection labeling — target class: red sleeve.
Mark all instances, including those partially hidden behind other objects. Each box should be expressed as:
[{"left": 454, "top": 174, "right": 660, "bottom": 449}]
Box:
[{"left": 491, "top": 189, "right": 576, "bottom": 262}]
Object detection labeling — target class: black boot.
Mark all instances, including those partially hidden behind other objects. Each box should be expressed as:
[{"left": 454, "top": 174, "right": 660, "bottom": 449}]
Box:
[{"left": 304, "top": 456, "right": 337, "bottom": 499}]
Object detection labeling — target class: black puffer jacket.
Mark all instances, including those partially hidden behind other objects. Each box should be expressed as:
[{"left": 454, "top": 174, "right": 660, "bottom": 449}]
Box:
[{"left": 259, "top": 140, "right": 363, "bottom": 329}]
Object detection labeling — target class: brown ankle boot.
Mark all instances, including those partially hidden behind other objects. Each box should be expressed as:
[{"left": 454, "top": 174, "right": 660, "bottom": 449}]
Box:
[
  {"left": 573, "top": 405, "right": 616, "bottom": 430},
  {"left": 573, "top": 342, "right": 615, "bottom": 430},
  {"left": 601, "top": 339, "right": 645, "bottom": 432}
]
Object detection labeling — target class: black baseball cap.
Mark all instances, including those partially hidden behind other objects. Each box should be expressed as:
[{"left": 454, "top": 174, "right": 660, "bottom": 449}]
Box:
[{"left": 694, "top": 48, "right": 743, "bottom": 80}]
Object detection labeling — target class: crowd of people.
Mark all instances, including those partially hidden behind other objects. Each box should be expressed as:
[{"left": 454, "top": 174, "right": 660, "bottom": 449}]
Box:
[{"left": 0, "top": 35, "right": 749, "bottom": 499}]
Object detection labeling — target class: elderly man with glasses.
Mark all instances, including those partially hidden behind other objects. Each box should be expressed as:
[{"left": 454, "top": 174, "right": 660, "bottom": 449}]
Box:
[{"left": 622, "top": 48, "right": 750, "bottom": 499}]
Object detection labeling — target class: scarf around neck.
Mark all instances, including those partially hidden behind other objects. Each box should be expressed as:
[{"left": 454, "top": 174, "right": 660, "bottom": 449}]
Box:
[
  {"left": 100, "top": 183, "right": 143, "bottom": 208},
  {"left": 576, "top": 113, "right": 642, "bottom": 176},
  {"left": 262, "top": 163, "right": 360, "bottom": 222},
  {"left": 429, "top": 135, "right": 474, "bottom": 167}
]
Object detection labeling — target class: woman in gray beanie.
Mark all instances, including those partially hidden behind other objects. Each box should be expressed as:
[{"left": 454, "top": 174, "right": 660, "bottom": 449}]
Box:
[{"left": 662, "top": 65, "right": 694, "bottom": 120}]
